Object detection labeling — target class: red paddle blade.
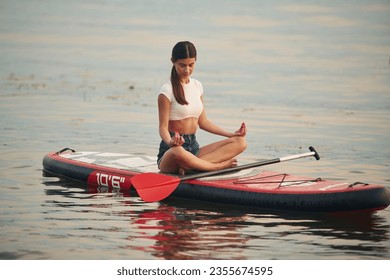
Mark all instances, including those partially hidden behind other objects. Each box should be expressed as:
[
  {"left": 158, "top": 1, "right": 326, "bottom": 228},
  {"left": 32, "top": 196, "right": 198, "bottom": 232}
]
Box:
[{"left": 130, "top": 173, "right": 180, "bottom": 202}]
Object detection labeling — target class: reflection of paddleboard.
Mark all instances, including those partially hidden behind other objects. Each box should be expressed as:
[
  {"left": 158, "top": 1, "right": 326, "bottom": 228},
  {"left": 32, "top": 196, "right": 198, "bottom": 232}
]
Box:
[{"left": 42, "top": 148, "right": 390, "bottom": 212}]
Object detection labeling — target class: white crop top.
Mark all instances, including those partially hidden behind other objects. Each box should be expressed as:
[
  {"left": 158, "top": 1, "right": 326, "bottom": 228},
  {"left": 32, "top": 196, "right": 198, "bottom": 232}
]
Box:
[{"left": 159, "top": 78, "right": 204, "bottom": 121}]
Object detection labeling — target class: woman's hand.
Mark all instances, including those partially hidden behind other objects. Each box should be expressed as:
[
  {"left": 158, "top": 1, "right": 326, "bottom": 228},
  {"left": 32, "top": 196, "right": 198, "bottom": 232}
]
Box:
[
  {"left": 233, "top": 122, "right": 247, "bottom": 137},
  {"left": 169, "top": 132, "right": 185, "bottom": 147}
]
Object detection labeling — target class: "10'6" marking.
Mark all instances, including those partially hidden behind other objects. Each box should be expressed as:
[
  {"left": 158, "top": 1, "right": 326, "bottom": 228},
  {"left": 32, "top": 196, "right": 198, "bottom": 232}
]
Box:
[{"left": 96, "top": 172, "right": 125, "bottom": 188}]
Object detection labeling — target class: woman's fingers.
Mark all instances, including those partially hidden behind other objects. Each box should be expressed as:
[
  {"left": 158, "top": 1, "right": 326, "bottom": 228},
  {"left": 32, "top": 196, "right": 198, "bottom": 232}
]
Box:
[
  {"left": 234, "top": 122, "right": 247, "bottom": 136},
  {"left": 172, "top": 132, "right": 185, "bottom": 146},
  {"left": 240, "top": 122, "right": 247, "bottom": 135}
]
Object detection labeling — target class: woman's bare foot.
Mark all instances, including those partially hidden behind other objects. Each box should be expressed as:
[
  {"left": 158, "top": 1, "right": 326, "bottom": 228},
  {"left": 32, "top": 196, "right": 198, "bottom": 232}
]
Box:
[
  {"left": 217, "top": 158, "right": 237, "bottom": 170},
  {"left": 178, "top": 167, "right": 186, "bottom": 176},
  {"left": 175, "top": 155, "right": 237, "bottom": 174}
]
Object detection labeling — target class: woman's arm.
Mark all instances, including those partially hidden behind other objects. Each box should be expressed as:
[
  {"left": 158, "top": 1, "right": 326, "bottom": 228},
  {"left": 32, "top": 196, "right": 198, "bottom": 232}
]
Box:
[
  {"left": 198, "top": 110, "right": 233, "bottom": 137},
  {"left": 158, "top": 94, "right": 184, "bottom": 146},
  {"left": 198, "top": 97, "right": 247, "bottom": 138},
  {"left": 158, "top": 94, "right": 174, "bottom": 144}
]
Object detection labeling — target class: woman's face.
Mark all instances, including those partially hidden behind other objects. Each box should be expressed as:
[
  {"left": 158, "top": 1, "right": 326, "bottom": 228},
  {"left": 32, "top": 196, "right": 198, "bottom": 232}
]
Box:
[{"left": 173, "top": 57, "right": 196, "bottom": 83}]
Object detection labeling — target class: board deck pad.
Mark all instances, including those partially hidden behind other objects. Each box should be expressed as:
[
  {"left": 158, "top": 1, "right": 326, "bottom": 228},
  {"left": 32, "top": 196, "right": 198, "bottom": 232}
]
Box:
[
  {"left": 60, "top": 152, "right": 160, "bottom": 173},
  {"left": 59, "top": 151, "right": 260, "bottom": 180},
  {"left": 57, "top": 152, "right": 360, "bottom": 190}
]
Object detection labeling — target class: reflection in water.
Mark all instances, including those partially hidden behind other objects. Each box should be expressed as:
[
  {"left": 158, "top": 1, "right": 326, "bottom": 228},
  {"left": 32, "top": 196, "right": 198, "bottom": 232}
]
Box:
[
  {"left": 133, "top": 206, "right": 250, "bottom": 260},
  {"left": 42, "top": 176, "right": 389, "bottom": 259}
]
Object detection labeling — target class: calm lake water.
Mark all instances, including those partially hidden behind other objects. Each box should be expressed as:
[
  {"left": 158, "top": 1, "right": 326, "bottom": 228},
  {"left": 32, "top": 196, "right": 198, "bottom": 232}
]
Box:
[{"left": 0, "top": 0, "right": 389, "bottom": 260}]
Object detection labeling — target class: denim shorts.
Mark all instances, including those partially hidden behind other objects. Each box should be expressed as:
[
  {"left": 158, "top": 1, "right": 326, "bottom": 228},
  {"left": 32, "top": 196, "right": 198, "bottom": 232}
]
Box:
[{"left": 157, "top": 132, "right": 200, "bottom": 165}]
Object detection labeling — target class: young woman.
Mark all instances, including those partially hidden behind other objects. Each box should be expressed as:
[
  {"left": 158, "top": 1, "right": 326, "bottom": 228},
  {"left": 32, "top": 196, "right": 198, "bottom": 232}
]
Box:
[{"left": 157, "top": 41, "right": 247, "bottom": 174}]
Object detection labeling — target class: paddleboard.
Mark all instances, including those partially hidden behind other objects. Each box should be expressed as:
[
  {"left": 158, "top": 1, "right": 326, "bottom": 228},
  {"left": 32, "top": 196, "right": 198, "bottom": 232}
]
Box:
[{"left": 42, "top": 148, "right": 390, "bottom": 212}]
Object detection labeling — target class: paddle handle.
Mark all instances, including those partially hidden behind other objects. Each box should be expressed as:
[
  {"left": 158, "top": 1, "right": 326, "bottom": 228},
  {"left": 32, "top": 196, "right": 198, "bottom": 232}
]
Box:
[
  {"left": 281, "top": 146, "right": 320, "bottom": 161},
  {"left": 181, "top": 146, "right": 320, "bottom": 181}
]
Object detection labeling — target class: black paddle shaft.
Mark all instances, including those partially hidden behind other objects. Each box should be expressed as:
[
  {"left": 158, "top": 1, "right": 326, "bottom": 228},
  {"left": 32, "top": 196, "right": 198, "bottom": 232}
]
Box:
[{"left": 180, "top": 146, "right": 320, "bottom": 181}]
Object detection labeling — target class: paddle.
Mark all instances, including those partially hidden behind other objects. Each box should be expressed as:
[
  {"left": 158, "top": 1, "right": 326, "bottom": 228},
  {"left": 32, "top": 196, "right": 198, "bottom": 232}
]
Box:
[{"left": 131, "top": 146, "right": 320, "bottom": 202}]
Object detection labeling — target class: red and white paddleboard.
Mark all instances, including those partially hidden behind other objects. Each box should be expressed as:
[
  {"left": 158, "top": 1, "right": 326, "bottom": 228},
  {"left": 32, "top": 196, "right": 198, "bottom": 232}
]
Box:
[{"left": 42, "top": 148, "right": 390, "bottom": 212}]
